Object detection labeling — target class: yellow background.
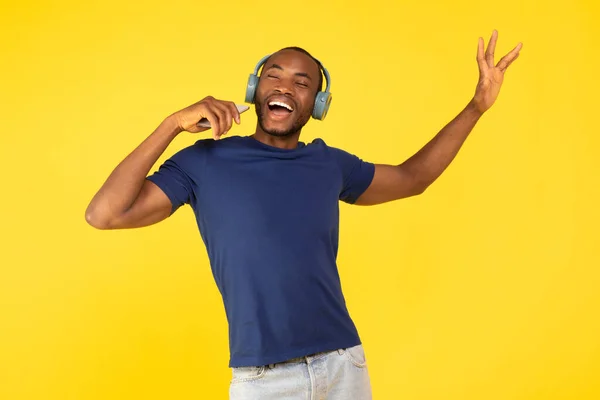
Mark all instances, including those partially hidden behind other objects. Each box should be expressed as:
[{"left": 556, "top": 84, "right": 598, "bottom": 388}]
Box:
[{"left": 1, "top": 0, "right": 599, "bottom": 398}]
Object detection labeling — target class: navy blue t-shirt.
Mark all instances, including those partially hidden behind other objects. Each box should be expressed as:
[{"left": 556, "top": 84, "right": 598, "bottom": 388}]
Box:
[{"left": 146, "top": 135, "right": 375, "bottom": 367}]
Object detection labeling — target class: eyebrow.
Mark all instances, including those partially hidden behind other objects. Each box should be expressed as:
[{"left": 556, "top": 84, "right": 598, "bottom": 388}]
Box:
[{"left": 266, "top": 64, "right": 313, "bottom": 80}]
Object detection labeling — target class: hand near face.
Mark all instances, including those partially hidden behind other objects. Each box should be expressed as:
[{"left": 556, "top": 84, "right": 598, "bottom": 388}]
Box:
[{"left": 172, "top": 96, "right": 241, "bottom": 140}]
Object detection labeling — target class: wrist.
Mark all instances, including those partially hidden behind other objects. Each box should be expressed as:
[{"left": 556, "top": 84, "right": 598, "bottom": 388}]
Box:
[
  {"left": 163, "top": 114, "right": 185, "bottom": 138},
  {"left": 466, "top": 98, "right": 485, "bottom": 119}
]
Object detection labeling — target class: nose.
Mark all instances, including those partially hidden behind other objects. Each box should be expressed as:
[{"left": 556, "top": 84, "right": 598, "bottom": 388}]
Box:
[{"left": 273, "top": 79, "right": 294, "bottom": 96}]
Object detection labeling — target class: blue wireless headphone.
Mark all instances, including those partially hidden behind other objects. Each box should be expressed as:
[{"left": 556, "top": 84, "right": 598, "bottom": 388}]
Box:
[{"left": 244, "top": 53, "right": 332, "bottom": 120}]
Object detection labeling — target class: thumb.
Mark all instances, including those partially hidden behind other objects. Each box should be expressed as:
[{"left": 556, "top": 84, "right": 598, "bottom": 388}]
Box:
[
  {"left": 182, "top": 120, "right": 211, "bottom": 133},
  {"left": 187, "top": 126, "right": 211, "bottom": 134}
]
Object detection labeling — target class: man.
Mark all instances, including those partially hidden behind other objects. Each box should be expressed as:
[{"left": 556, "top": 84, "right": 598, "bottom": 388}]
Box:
[{"left": 85, "top": 30, "right": 521, "bottom": 399}]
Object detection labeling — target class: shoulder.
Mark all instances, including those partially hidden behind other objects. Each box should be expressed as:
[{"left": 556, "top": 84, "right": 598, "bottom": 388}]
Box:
[
  {"left": 304, "top": 137, "right": 344, "bottom": 157},
  {"left": 171, "top": 136, "right": 245, "bottom": 160},
  {"left": 307, "top": 138, "right": 363, "bottom": 163}
]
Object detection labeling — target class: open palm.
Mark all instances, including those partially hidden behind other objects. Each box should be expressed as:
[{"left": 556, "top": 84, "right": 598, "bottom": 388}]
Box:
[{"left": 473, "top": 30, "right": 522, "bottom": 114}]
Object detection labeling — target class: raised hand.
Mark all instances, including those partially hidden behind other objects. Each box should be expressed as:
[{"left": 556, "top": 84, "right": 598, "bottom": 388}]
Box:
[
  {"left": 472, "top": 30, "right": 522, "bottom": 114},
  {"left": 172, "top": 96, "right": 241, "bottom": 140}
]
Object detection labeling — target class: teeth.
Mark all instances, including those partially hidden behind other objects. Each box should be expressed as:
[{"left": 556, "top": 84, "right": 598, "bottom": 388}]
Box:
[{"left": 268, "top": 101, "right": 293, "bottom": 111}]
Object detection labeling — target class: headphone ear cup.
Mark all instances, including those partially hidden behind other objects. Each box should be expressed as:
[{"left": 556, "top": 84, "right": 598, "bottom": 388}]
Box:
[
  {"left": 245, "top": 74, "right": 259, "bottom": 104},
  {"left": 312, "top": 92, "right": 332, "bottom": 120}
]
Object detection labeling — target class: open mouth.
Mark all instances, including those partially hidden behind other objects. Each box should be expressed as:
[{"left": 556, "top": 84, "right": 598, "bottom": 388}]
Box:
[{"left": 267, "top": 100, "right": 294, "bottom": 118}]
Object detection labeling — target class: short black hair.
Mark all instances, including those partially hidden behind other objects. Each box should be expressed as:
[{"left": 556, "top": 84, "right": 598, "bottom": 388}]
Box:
[{"left": 266, "top": 46, "right": 324, "bottom": 93}]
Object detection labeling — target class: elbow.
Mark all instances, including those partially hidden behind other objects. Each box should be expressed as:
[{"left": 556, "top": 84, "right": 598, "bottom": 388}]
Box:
[
  {"left": 414, "top": 185, "right": 428, "bottom": 196},
  {"left": 404, "top": 189, "right": 425, "bottom": 199},
  {"left": 85, "top": 206, "right": 112, "bottom": 230},
  {"left": 402, "top": 167, "right": 431, "bottom": 198},
  {"left": 408, "top": 182, "right": 430, "bottom": 197}
]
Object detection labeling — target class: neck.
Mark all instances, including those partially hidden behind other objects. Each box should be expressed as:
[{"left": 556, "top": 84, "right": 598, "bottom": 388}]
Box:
[{"left": 252, "top": 128, "right": 302, "bottom": 150}]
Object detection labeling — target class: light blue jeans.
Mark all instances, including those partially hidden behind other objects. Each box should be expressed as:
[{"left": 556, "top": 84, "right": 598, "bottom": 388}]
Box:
[{"left": 229, "top": 344, "right": 372, "bottom": 399}]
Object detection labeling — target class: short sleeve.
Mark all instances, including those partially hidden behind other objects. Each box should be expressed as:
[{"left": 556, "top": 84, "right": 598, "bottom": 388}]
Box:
[
  {"left": 146, "top": 148, "right": 197, "bottom": 215},
  {"left": 329, "top": 146, "right": 375, "bottom": 204}
]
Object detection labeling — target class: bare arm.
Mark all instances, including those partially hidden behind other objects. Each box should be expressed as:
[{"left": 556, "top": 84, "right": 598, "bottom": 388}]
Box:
[
  {"left": 356, "top": 101, "right": 482, "bottom": 205},
  {"left": 355, "top": 30, "right": 522, "bottom": 206},
  {"left": 85, "top": 96, "right": 241, "bottom": 229},
  {"left": 85, "top": 116, "right": 182, "bottom": 229}
]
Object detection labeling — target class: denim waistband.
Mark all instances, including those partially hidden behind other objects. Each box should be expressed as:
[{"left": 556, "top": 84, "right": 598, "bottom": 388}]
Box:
[{"left": 266, "top": 347, "right": 347, "bottom": 369}]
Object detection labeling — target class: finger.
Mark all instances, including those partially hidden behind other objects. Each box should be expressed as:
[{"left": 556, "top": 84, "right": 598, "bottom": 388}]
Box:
[
  {"left": 499, "top": 51, "right": 520, "bottom": 72},
  {"left": 213, "top": 101, "right": 234, "bottom": 137},
  {"left": 200, "top": 100, "right": 223, "bottom": 139},
  {"left": 227, "top": 101, "right": 241, "bottom": 125},
  {"left": 497, "top": 43, "right": 523, "bottom": 72},
  {"left": 209, "top": 104, "right": 227, "bottom": 139},
  {"left": 188, "top": 108, "right": 211, "bottom": 133},
  {"left": 477, "top": 37, "right": 487, "bottom": 75},
  {"left": 485, "top": 30, "right": 498, "bottom": 68},
  {"left": 200, "top": 109, "right": 220, "bottom": 138},
  {"left": 206, "top": 98, "right": 229, "bottom": 138},
  {"left": 190, "top": 126, "right": 210, "bottom": 134}
]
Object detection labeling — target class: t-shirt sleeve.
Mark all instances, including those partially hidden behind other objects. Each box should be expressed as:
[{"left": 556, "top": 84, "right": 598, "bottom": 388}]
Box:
[
  {"left": 146, "top": 148, "right": 197, "bottom": 215},
  {"left": 329, "top": 146, "right": 375, "bottom": 204}
]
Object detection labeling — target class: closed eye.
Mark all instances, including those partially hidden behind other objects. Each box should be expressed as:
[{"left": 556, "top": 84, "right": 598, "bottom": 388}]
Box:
[
  {"left": 267, "top": 74, "right": 280, "bottom": 79},
  {"left": 297, "top": 82, "right": 309, "bottom": 88}
]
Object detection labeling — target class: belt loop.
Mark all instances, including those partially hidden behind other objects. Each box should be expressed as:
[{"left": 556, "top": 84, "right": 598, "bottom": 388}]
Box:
[
  {"left": 268, "top": 363, "right": 275, "bottom": 369},
  {"left": 337, "top": 348, "right": 345, "bottom": 355}
]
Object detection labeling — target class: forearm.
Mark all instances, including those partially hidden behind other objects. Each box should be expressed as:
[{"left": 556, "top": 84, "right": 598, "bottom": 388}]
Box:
[
  {"left": 401, "top": 99, "right": 483, "bottom": 191},
  {"left": 85, "top": 115, "right": 182, "bottom": 222}
]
